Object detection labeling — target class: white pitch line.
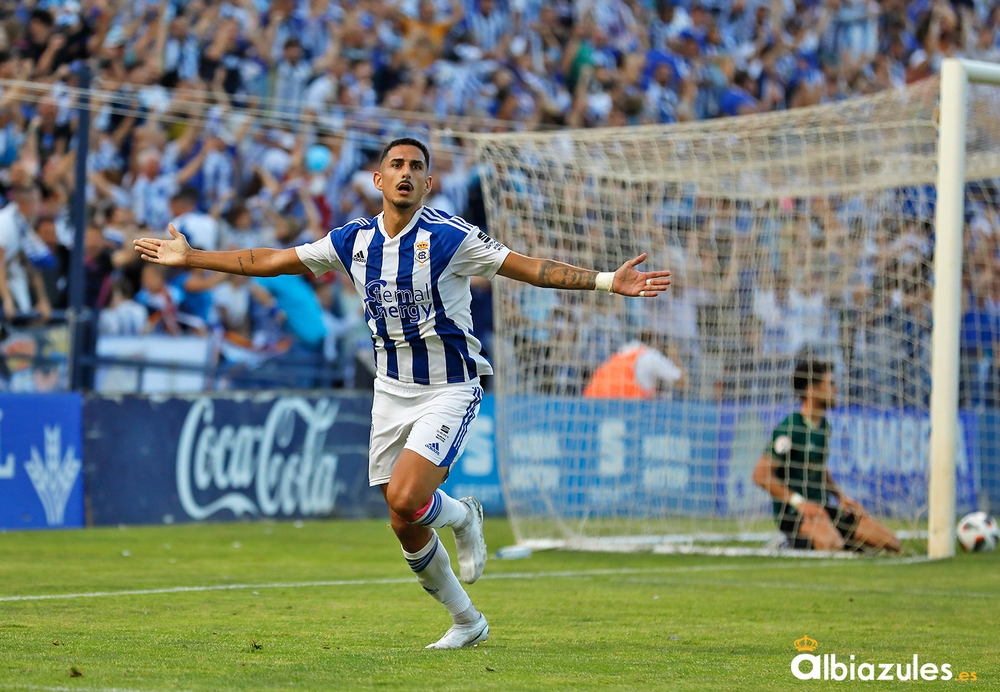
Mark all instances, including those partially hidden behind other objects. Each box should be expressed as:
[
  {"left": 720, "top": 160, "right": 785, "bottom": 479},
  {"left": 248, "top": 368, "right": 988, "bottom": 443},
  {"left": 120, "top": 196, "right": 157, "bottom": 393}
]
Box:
[{"left": 0, "top": 557, "right": 927, "bottom": 604}]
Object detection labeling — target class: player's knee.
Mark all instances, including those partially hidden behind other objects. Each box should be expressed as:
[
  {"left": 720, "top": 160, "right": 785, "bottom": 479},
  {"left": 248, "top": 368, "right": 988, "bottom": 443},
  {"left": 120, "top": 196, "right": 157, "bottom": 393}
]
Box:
[
  {"left": 811, "top": 529, "right": 844, "bottom": 551},
  {"left": 389, "top": 512, "right": 413, "bottom": 537},
  {"left": 812, "top": 536, "right": 839, "bottom": 551},
  {"left": 816, "top": 532, "right": 844, "bottom": 550},
  {"left": 385, "top": 484, "right": 431, "bottom": 522}
]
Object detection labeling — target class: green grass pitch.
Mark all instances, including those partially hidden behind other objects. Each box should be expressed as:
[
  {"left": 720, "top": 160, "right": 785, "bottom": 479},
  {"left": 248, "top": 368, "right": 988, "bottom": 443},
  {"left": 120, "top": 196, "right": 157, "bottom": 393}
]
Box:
[{"left": 0, "top": 519, "right": 997, "bottom": 691}]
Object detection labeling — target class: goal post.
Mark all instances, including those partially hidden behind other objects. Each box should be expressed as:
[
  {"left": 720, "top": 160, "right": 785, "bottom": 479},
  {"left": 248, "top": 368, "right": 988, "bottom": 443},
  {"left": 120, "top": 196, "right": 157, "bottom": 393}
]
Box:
[
  {"left": 471, "top": 69, "right": 1000, "bottom": 559},
  {"left": 929, "top": 58, "right": 1000, "bottom": 560}
]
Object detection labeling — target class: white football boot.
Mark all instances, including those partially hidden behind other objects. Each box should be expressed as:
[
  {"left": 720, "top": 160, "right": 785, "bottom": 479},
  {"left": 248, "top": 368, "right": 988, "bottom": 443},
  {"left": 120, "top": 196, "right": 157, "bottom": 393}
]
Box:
[
  {"left": 425, "top": 613, "right": 490, "bottom": 649},
  {"left": 454, "top": 497, "right": 486, "bottom": 583}
]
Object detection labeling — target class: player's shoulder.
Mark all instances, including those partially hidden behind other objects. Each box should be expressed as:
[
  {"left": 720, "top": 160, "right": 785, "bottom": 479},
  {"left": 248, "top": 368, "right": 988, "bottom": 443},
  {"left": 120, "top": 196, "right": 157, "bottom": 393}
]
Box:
[
  {"left": 329, "top": 216, "right": 377, "bottom": 238},
  {"left": 773, "top": 412, "right": 796, "bottom": 433},
  {"left": 419, "top": 207, "right": 480, "bottom": 237},
  {"left": 324, "top": 216, "right": 377, "bottom": 253}
]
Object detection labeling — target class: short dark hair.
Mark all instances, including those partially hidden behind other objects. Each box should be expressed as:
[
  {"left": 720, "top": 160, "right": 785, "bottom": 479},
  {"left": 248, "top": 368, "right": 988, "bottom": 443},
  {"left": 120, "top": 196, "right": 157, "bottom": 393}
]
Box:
[
  {"left": 172, "top": 186, "right": 200, "bottom": 205},
  {"left": 792, "top": 360, "right": 831, "bottom": 400},
  {"left": 379, "top": 138, "right": 430, "bottom": 169},
  {"left": 30, "top": 8, "right": 54, "bottom": 27}
]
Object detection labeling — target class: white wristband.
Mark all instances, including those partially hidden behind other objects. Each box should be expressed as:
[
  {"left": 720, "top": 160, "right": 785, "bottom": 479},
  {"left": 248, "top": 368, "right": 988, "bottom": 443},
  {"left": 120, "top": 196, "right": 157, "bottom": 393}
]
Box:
[
  {"left": 595, "top": 272, "right": 615, "bottom": 293},
  {"left": 788, "top": 493, "right": 804, "bottom": 510}
]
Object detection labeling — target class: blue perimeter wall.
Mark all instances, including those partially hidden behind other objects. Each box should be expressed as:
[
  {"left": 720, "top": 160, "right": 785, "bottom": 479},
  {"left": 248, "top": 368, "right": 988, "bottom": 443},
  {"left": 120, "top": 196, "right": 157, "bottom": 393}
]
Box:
[
  {"left": 0, "top": 394, "right": 84, "bottom": 530},
  {"left": 1, "top": 392, "right": 998, "bottom": 528}
]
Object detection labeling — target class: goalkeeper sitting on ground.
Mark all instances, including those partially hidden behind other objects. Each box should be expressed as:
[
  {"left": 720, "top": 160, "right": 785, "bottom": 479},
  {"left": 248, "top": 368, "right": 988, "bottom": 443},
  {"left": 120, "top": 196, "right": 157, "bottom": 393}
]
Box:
[{"left": 753, "top": 359, "right": 902, "bottom": 553}]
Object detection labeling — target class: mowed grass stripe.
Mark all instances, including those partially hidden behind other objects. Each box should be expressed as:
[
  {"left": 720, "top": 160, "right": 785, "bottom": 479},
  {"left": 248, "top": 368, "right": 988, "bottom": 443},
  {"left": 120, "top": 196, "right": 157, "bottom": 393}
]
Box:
[{"left": 0, "top": 556, "right": 928, "bottom": 602}]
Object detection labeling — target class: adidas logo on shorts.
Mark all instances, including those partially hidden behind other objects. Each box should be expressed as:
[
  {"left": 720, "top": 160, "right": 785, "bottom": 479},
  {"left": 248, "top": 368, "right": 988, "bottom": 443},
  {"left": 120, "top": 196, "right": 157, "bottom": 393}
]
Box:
[
  {"left": 352, "top": 250, "right": 366, "bottom": 263},
  {"left": 425, "top": 442, "right": 440, "bottom": 455}
]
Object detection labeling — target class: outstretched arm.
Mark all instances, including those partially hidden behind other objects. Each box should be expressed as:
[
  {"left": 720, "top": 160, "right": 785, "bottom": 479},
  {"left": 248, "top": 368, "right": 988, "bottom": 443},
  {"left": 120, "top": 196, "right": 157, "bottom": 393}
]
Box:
[
  {"left": 497, "top": 252, "right": 671, "bottom": 297},
  {"left": 134, "top": 224, "right": 310, "bottom": 277}
]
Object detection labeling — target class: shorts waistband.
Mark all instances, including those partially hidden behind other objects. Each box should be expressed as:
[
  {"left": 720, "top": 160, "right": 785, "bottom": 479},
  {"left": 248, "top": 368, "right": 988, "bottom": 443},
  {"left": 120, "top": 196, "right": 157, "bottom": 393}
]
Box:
[{"left": 374, "top": 374, "right": 481, "bottom": 393}]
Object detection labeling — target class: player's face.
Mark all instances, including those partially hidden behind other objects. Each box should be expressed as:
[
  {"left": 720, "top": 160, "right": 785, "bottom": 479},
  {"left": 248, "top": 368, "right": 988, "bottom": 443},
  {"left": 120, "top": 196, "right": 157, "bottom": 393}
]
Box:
[
  {"left": 811, "top": 372, "right": 837, "bottom": 410},
  {"left": 374, "top": 145, "right": 432, "bottom": 211}
]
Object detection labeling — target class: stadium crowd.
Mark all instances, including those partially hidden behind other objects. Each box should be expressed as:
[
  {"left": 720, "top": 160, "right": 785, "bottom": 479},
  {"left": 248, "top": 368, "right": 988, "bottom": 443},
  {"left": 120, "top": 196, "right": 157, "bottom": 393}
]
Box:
[{"left": 0, "top": 0, "right": 998, "bottom": 391}]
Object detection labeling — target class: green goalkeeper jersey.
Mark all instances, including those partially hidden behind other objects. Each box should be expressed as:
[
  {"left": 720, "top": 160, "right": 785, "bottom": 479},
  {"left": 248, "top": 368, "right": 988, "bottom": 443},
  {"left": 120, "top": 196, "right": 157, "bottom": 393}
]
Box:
[{"left": 767, "top": 412, "right": 830, "bottom": 516}]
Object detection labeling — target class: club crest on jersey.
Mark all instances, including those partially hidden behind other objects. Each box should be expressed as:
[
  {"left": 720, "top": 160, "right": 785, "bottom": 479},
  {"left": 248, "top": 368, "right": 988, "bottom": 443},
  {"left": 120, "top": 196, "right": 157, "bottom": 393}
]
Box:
[{"left": 415, "top": 240, "right": 430, "bottom": 265}]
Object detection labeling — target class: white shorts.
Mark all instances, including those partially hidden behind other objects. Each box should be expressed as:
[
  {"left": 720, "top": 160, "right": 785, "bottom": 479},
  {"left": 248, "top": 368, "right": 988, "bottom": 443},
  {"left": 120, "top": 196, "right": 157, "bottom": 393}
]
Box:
[{"left": 368, "top": 376, "right": 484, "bottom": 487}]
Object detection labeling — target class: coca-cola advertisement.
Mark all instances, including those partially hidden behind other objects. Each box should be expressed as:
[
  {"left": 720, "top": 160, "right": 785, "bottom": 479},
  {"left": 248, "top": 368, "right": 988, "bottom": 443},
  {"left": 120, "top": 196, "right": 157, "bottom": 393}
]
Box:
[{"left": 84, "top": 392, "right": 381, "bottom": 525}]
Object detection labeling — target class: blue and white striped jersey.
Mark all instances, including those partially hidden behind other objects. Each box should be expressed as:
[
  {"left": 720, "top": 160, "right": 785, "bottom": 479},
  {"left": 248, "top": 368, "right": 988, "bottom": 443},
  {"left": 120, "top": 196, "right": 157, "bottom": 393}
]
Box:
[{"left": 296, "top": 206, "right": 511, "bottom": 386}]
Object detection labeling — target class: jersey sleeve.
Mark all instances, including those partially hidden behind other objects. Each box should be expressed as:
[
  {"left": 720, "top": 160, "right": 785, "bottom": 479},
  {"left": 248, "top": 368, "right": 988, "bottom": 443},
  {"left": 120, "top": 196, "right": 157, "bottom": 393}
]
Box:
[
  {"left": 449, "top": 228, "right": 511, "bottom": 279},
  {"left": 295, "top": 234, "right": 345, "bottom": 276},
  {"left": 768, "top": 415, "right": 793, "bottom": 461}
]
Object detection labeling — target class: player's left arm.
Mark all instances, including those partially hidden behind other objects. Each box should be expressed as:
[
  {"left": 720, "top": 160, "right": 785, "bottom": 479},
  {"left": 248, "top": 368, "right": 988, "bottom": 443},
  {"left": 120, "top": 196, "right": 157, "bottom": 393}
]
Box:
[
  {"left": 825, "top": 468, "right": 865, "bottom": 516},
  {"left": 497, "top": 252, "right": 671, "bottom": 297}
]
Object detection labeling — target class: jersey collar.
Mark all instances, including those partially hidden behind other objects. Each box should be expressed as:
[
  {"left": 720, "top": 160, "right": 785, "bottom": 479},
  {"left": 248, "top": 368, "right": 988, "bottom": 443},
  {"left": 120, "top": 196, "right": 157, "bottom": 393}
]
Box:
[{"left": 376, "top": 206, "right": 424, "bottom": 241}]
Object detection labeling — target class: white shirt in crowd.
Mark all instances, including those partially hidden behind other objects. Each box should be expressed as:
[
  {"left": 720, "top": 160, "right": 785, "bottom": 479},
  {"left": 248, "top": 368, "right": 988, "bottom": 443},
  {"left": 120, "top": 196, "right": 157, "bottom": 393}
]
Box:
[
  {"left": 622, "top": 341, "right": 684, "bottom": 391},
  {"left": 98, "top": 299, "right": 148, "bottom": 336},
  {"left": 172, "top": 211, "right": 220, "bottom": 251},
  {"left": 0, "top": 203, "right": 32, "bottom": 312}
]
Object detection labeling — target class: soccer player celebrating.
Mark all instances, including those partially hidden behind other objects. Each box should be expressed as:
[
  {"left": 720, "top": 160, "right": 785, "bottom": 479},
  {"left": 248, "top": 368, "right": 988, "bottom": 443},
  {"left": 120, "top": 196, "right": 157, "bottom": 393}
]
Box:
[
  {"left": 753, "top": 359, "right": 902, "bottom": 553},
  {"left": 134, "top": 138, "right": 672, "bottom": 648}
]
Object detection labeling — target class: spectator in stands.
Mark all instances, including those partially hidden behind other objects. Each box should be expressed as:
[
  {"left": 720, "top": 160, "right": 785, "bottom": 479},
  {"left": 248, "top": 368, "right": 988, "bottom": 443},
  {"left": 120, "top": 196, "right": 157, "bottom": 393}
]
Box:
[
  {"left": 399, "top": 0, "right": 465, "bottom": 70},
  {"left": 98, "top": 278, "right": 148, "bottom": 336},
  {"left": 135, "top": 263, "right": 185, "bottom": 335},
  {"left": 130, "top": 141, "right": 209, "bottom": 233},
  {"left": 82, "top": 225, "right": 114, "bottom": 309},
  {"left": 718, "top": 68, "right": 759, "bottom": 116},
  {"left": 0, "top": 0, "right": 998, "bottom": 397},
  {"left": 254, "top": 272, "right": 329, "bottom": 388},
  {"left": 170, "top": 186, "right": 219, "bottom": 251},
  {"left": 584, "top": 330, "right": 686, "bottom": 399},
  {"left": 273, "top": 38, "right": 313, "bottom": 117},
  {"left": 34, "top": 215, "right": 70, "bottom": 310},
  {"left": 0, "top": 184, "right": 50, "bottom": 321}
]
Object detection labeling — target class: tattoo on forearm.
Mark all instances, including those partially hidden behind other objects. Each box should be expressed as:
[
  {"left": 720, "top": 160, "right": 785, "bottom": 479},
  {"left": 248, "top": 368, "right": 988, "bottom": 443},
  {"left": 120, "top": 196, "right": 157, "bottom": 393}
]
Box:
[
  {"left": 249, "top": 249, "right": 255, "bottom": 265},
  {"left": 537, "top": 260, "right": 597, "bottom": 290},
  {"left": 238, "top": 256, "right": 246, "bottom": 275}
]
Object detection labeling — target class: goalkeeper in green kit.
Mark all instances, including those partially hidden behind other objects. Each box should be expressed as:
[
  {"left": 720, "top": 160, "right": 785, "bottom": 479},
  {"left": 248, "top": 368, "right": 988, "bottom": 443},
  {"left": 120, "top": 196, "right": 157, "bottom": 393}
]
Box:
[{"left": 753, "top": 360, "right": 901, "bottom": 553}]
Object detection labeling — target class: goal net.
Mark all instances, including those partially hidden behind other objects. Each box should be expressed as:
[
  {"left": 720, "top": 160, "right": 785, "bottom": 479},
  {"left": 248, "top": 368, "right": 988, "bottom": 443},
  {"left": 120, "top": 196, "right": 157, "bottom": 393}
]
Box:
[{"left": 470, "top": 76, "right": 1000, "bottom": 555}]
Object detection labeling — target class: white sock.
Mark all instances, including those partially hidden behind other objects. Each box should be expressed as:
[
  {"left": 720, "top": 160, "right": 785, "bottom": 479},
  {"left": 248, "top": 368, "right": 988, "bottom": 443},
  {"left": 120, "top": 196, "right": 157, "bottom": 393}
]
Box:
[
  {"left": 411, "top": 489, "right": 471, "bottom": 529},
  {"left": 403, "top": 531, "right": 478, "bottom": 625}
]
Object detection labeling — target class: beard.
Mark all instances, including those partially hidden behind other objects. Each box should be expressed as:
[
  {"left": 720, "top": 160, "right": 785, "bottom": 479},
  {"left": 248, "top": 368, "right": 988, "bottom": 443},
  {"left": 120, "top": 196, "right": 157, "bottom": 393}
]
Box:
[{"left": 390, "top": 194, "right": 416, "bottom": 210}]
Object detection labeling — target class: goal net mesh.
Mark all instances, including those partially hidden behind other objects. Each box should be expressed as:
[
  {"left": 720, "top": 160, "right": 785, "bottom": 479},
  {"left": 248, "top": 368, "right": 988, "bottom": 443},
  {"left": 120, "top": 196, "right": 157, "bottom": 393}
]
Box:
[{"left": 470, "top": 77, "right": 1000, "bottom": 553}]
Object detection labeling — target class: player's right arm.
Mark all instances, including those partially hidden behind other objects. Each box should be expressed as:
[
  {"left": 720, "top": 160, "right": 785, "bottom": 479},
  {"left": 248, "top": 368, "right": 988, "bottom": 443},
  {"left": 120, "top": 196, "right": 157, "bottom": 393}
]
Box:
[
  {"left": 134, "top": 224, "right": 310, "bottom": 277},
  {"left": 752, "top": 431, "right": 825, "bottom": 519}
]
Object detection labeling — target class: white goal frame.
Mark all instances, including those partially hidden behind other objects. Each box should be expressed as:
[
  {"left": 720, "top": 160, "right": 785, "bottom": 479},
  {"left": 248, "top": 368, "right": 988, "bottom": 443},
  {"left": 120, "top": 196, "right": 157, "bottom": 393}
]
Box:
[{"left": 929, "top": 58, "right": 1000, "bottom": 559}]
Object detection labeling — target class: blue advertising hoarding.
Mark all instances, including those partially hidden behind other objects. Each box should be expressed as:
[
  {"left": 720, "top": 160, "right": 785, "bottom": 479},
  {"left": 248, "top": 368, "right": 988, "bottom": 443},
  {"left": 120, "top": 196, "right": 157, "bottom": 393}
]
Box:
[
  {"left": 0, "top": 394, "right": 84, "bottom": 530},
  {"left": 84, "top": 392, "right": 383, "bottom": 525},
  {"left": 496, "top": 398, "right": 982, "bottom": 520}
]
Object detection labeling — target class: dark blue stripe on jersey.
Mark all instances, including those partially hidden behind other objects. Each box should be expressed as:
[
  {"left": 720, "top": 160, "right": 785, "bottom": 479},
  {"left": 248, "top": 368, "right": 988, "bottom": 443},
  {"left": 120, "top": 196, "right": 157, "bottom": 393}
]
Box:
[
  {"left": 329, "top": 217, "right": 371, "bottom": 271},
  {"left": 396, "top": 231, "right": 431, "bottom": 385},
  {"left": 365, "top": 230, "right": 398, "bottom": 379},
  {"left": 442, "top": 387, "right": 483, "bottom": 468},
  {"left": 426, "top": 216, "right": 479, "bottom": 383}
]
